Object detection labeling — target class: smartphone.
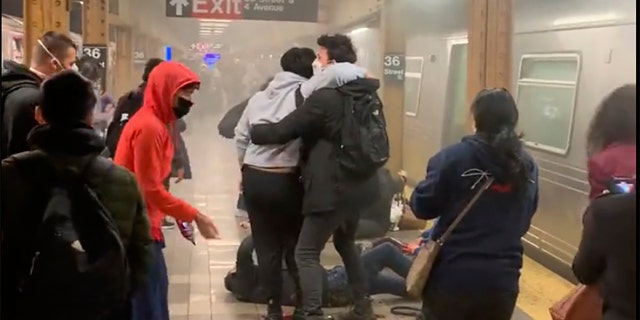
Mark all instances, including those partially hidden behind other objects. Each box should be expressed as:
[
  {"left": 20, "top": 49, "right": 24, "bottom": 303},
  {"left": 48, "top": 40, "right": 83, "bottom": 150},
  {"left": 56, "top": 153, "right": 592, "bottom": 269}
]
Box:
[{"left": 607, "top": 177, "right": 635, "bottom": 194}]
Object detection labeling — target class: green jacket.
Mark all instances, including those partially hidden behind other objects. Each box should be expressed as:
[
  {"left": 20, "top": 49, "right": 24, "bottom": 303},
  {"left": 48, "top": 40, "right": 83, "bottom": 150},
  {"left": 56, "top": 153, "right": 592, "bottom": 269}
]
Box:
[{"left": 1, "top": 151, "right": 151, "bottom": 291}]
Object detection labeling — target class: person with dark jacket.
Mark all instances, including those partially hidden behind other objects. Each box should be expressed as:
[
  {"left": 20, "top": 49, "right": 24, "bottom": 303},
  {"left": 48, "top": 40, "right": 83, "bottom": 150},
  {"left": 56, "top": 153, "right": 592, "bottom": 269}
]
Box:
[
  {"left": 572, "top": 190, "right": 637, "bottom": 320},
  {"left": 1, "top": 70, "right": 151, "bottom": 319},
  {"left": 410, "top": 88, "right": 539, "bottom": 320},
  {"left": 585, "top": 84, "right": 636, "bottom": 199},
  {"left": 355, "top": 168, "right": 405, "bottom": 239},
  {"left": 105, "top": 58, "right": 164, "bottom": 157},
  {"left": 250, "top": 33, "right": 378, "bottom": 320},
  {"left": 1, "top": 31, "right": 78, "bottom": 159}
]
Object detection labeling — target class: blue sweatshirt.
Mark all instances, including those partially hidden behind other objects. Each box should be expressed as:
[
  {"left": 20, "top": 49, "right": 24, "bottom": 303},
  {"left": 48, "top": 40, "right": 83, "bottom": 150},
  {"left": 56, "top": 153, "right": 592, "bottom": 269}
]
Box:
[{"left": 410, "top": 134, "right": 539, "bottom": 293}]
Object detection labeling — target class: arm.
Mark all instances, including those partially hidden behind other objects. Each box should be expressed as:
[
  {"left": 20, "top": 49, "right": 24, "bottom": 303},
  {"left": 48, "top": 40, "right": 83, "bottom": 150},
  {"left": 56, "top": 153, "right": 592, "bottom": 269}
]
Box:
[
  {"left": 410, "top": 151, "right": 450, "bottom": 220},
  {"left": 133, "top": 128, "right": 198, "bottom": 221},
  {"left": 249, "top": 90, "right": 325, "bottom": 145},
  {"left": 3, "top": 89, "right": 40, "bottom": 155},
  {"left": 126, "top": 179, "right": 152, "bottom": 291},
  {"left": 572, "top": 204, "right": 606, "bottom": 285},
  {"left": 300, "top": 63, "right": 366, "bottom": 98},
  {"left": 234, "top": 107, "right": 251, "bottom": 167}
]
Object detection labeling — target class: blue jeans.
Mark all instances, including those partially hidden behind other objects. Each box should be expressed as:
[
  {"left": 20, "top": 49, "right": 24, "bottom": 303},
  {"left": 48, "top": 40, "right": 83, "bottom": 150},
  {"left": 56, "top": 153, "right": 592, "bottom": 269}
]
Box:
[
  {"left": 132, "top": 241, "right": 169, "bottom": 320},
  {"left": 362, "top": 242, "right": 412, "bottom": 297}
]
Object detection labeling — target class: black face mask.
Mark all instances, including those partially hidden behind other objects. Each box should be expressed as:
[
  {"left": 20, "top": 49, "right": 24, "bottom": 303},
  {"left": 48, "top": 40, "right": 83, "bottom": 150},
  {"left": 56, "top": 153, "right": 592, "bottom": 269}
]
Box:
[{"left": 173, "top": 97, "right": 193, "bottom": 119}]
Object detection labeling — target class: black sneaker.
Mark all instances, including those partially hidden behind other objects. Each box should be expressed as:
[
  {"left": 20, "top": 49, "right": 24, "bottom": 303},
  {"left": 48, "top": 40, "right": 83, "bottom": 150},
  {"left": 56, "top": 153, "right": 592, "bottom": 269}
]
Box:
[
  {"left": 336, "top": 298, "right": 375, "bottom": 320},
  {"left": 162, "top": 218, "right": 175, "bottom": 228}
]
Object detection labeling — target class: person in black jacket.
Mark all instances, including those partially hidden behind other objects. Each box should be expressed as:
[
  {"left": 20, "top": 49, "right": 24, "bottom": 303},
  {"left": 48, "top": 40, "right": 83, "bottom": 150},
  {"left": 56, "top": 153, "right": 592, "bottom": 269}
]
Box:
[
  {"left": 104, "top": 57, "right": 163, "bottom": 157},
  {"left": 573, "top": 189, "right": 637, "bottom": 320},
  {"left": 1, "top": 31, "right": 77, "bottom": 159},
  {"left": 250, "top": 34, "right": 379, "bottom": 320}
]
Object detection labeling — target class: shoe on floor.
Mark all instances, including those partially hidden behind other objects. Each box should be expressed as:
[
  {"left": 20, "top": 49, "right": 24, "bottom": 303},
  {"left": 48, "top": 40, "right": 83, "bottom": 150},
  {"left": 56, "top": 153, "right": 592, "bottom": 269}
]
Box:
[
  {"left": 336, "top": 298, "right": 376, "bottom": 320},
  {"left": 162, "top": 218, "right": 175, "bottom": 228}
]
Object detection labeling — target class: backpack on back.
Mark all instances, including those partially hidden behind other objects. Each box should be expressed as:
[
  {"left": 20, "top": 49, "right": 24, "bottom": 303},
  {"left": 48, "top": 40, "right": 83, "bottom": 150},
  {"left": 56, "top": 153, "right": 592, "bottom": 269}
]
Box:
[
  {"left": 336, "top": 89, "right": 390, "bottom": 178},
  {"left": 104, "top": 88, "right": 144, "bottom": 157},
  {"left": 11, "top": 151, "right": 130, "bottom": 319}
]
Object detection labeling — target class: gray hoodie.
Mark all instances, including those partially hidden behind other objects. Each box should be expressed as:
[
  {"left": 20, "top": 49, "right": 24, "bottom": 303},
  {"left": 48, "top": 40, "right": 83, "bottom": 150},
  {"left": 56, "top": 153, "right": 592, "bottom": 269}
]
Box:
[{"left": 235, "top": 63, "right": 365, "bottom": 168}]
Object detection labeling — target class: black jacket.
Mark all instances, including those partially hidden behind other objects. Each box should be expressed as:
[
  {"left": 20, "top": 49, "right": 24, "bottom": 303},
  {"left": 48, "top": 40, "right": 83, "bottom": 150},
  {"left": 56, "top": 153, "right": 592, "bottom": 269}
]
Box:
[
  {"left": 250, "top": 78, "right": 381, "bottom": 214},
  {"left": 104, "top": 84, "right": 145, "bottom": 156},
  {"left": 1, "top": 60, "right": 43, "bottom": 159},
  {"left": 217, "top": 77, "right": 273, "bottom": 139},
  {"left": 573, "top": 191, "right": 637, "bottom": 320}
]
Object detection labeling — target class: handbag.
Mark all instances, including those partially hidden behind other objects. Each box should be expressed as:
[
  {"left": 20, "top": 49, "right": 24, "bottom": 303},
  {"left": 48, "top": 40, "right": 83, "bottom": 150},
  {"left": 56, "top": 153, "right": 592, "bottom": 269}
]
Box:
[
  {"left": 549, "top": 284, "right": 602, "bottom": 320},
  {"left": 405, "top": 177, "right": 495, "bottom": 298}
]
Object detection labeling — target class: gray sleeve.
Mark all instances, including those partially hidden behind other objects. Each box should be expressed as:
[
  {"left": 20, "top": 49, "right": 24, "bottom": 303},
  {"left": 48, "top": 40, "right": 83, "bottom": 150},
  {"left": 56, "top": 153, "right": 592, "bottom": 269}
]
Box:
[
  {"left": 234, "top": 107, "right": 251, "bottom": 167},
  {"left": 300, "top": 63, "right": 366, "bottom": 98}
]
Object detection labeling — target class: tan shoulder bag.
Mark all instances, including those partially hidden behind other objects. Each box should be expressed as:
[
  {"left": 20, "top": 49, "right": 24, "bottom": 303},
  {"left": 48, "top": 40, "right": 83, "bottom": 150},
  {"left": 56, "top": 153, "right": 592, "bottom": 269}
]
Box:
[{"left": 405, "top": 177, "right": 495, "bottom": 298}]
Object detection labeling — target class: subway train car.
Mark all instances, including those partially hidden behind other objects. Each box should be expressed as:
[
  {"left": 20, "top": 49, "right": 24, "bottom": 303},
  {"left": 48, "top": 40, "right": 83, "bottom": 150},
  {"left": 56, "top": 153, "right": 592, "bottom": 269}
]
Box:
[
  {"left": 350, "top": 0, "right": 636, "bottom": 280},
  {"left": 1, "top": 13, "right": 84, "bottom": 63}
]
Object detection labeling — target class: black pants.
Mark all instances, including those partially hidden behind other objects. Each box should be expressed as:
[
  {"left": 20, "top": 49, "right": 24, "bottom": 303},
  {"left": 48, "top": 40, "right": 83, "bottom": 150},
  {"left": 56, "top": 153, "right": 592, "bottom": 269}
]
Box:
[
  {"left": 296, "top": 207, "right": 368, "bottom": 315},
  {"left": 422, "top": 290, "right": 517, "bottom": 320},
  {"left": 242, "top": 166, "right": 304, "bottom": 312}
]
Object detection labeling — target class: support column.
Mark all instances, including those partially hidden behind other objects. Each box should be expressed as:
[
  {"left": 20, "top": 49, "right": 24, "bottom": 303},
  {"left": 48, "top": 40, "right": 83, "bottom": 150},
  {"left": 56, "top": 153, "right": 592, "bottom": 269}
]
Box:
[
  {"left": 24, "top": 0, "right": 70, "bottom": 64},
  {"left": 465, "top": 0, "right": 513, "bottom": 128},
  {"left": 82, "top": 0, "right": 109, "bottom": 93},
  {"left": 379, "top": 1, "right": 406, "bottom": 173},
  {"left": 115, "top": 26, "right": 133, "bottom": 97},
  {"left": 485, "top": 0, "right": 513, "bottom": 90}
]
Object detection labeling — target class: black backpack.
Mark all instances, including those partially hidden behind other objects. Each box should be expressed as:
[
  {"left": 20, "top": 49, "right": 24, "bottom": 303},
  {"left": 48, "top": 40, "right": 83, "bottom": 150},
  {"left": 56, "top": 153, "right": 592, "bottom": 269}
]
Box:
[
  {"left": 336, "top": 89, "right": 390, "bottom": 178},
  {"left": 104, "top": 88, "right": 144, "bottom": 157},
  {"left": 11, "top": 151, "right": 130, "bottom": 319}
]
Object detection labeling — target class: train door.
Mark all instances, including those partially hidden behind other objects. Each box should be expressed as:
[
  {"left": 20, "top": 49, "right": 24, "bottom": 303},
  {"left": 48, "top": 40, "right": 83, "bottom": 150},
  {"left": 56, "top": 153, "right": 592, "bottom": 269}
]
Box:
[{"left": 441, "top": 37, "right": 468, "bottom": 146}]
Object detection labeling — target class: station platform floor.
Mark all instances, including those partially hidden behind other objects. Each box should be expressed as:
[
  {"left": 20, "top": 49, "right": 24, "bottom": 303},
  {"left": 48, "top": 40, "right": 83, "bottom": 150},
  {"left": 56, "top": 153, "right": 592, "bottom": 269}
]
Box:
[{"left": 163, "top": 118, "right": 575, "bottom": 319}]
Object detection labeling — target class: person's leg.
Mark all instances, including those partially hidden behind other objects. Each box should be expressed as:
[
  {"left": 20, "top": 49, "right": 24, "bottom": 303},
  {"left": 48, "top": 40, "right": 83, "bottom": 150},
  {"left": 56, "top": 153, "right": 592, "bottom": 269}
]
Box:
[
  {"left": 295, "top": 212, "right": 343, "bottom": 316},
  {"left": 242, "top": 167, "right": 286, "bottom": 318},
  {"left": 161, "top": 176, "right": 174, "bottom": 228},
  {"left": 332, "top": 211, "right": 374, "bottom": 320},
  {"left": 360, "top": 243, "right": 412, "bottom": 297},
  {"left": 279, "top": 173, "right": 305, "bottom": 312},
  {"left": 131, "top": 241, "right": 169, "bottom": 320}
]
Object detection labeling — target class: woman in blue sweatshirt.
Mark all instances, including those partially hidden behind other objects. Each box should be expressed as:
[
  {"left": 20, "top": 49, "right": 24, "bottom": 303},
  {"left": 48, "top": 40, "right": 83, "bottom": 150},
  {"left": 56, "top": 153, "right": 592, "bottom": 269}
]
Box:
[{"left": 410, "top": 88, "right": 539, "bottom": 320}]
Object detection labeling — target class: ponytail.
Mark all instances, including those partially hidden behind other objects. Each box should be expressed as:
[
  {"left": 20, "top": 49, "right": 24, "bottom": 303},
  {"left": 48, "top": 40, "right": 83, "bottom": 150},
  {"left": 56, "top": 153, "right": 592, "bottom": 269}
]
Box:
[{"left": 490, "top": 127, "right": 529, "bottom": 193}]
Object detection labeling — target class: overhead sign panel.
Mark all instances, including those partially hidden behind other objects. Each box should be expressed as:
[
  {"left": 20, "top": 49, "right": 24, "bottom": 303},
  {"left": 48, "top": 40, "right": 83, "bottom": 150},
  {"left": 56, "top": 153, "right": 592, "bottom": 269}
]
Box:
[{"left": 166, "top": 0, "right": 318, "bottom": 23}]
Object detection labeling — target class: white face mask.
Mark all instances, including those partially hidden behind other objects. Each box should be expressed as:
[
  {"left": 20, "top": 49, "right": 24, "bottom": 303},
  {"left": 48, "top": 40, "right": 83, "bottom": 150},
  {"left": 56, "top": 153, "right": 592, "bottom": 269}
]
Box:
[{"left": 312, "top": 59, "right": 323, "bottom": 75}]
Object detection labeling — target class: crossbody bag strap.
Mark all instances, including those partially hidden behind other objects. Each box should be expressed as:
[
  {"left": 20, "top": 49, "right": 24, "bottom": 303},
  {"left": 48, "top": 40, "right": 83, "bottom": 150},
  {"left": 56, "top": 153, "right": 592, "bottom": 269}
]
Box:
[{"left": 437, "top": 176, "right": 495, "bottom": 245}]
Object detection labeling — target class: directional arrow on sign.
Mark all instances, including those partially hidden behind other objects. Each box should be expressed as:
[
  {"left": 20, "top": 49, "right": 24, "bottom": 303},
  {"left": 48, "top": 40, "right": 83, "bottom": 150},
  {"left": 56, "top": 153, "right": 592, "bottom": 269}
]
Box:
[{"left": 169, "top": 0, "right": 189, "bottom": 16}]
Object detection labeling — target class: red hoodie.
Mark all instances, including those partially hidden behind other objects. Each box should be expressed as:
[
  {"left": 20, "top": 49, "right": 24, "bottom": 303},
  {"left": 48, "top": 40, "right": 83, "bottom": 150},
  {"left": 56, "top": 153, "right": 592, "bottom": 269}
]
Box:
[
  {"left": 587, "top": 143, "right": 636, "bottom": 199},
  {"left": 114, "top": 61, "right": 200, "bottom": 241}
]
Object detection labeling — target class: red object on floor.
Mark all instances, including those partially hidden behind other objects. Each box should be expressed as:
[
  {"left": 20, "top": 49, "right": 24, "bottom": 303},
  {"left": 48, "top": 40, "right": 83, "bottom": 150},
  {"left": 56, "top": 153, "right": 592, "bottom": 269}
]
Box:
[{"left": 283, "top": 314, "right": 293, "bottom": 320}]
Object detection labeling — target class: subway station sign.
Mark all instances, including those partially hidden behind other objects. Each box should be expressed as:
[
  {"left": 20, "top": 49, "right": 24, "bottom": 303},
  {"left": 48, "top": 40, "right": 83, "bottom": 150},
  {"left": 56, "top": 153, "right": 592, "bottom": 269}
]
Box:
[{"left": 166, "top": 0, "right": 318, "bottom": 22}]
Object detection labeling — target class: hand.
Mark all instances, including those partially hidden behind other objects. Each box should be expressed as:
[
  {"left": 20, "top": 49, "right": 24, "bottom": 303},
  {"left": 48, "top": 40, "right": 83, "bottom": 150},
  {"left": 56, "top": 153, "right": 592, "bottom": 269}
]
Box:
[
  {"left": 398, "top": 170, "right": 408, "bottom": 184},
  {"left": 175, "top": 168, "right": 185, "bottom": 184},
  {"left": 195, "top": 212, "right": 221, "bottom": 239}
]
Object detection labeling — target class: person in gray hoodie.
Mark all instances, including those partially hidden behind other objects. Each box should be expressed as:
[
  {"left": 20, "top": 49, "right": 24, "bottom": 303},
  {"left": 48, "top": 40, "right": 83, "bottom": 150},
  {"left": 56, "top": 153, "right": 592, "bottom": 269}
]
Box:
[{"left": 234, "top": 47, "right": 365, "bottom": 320}]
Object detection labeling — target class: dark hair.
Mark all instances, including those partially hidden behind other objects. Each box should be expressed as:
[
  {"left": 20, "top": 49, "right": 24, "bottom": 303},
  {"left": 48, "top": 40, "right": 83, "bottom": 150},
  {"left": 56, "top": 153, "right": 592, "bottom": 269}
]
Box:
[
  {"left": 471, "top": 88, "right": 529, "bottom": 192},
  {"left": 34, "top": 31, "right": 77, "bottom": 64},
  {"left": 142, "top": 58, "right": 164, "bottom": 82},
  {"left": 280, "top": 47, "right": 316, "bottom": 79},
  {"left": 76, "top": 56, "right": 100, "bottom": 82},
  {"left": 316, "top": 34, "right": 357, "bottom": 63},
  {"left": 586, "top": 84, "right": 636, "bottom": 157},
  {"left": 40, "top": 70, "right": 96, "bottom": 125}
]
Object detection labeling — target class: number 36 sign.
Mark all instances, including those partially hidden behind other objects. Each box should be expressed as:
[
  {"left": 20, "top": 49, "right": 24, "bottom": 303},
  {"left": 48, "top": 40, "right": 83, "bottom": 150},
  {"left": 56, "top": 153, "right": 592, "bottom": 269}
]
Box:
[
  {"left": 383, "top": 54, "right": 405, "bottom": 84},
  {"left": 82, "top": 44, "right": 108, "bottom": 92}
]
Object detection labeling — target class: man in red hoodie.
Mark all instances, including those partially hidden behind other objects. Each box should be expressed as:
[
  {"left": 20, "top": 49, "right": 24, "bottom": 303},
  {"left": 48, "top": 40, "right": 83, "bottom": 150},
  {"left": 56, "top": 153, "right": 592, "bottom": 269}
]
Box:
[{"left": 114, "top": 61, "right": 220, "bottom": 320}]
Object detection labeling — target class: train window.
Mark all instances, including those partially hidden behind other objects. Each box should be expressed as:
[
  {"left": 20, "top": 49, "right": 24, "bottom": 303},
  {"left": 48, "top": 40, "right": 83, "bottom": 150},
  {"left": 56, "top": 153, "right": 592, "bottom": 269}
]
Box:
[
  {"left": 404, "top": 56, "right": 424, "bottom": 117},
  {"left": 516, "top": 53, "right": 581, "bottom": 155},
  {"left": 442, "top": 41, "right": 468, "bottom": 146}
]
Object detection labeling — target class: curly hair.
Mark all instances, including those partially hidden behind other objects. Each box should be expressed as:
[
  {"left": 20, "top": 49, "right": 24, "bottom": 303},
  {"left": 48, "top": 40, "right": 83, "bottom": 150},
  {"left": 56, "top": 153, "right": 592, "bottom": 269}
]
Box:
[{"left": 586, "top": 84, "right": 636, "bottom": 157}]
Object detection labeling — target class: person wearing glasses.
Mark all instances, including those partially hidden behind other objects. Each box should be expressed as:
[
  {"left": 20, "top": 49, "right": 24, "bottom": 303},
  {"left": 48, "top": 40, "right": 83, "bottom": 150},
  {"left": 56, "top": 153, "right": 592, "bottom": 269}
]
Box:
[{"left": 1, "top": 31, "right": 78, "bottom": 159}]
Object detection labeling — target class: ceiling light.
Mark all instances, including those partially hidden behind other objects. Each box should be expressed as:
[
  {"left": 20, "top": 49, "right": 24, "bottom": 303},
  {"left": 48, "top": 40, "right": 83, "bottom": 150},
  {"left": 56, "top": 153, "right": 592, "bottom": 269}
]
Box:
[
  {"left": 214, "top": 30, "right": 224, "bottom": 34},
  {"left": 553, "top": 13, "right": 619, "bottom": 26},
  {"left": 199, "top": 19, "right": 232, "bottom": 23},
  {"left": 200, "top": 22, "right": 229, "bottom": 28},
  {"left": 349, "top": 27, "right": 369, "bottom": 35}
]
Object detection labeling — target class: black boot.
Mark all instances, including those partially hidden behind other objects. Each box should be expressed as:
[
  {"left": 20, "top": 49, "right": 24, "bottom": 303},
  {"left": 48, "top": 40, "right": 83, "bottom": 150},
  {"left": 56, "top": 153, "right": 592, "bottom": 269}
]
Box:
[
  {"left": 336, "top": 297, "right": 375, "bottom": 320},
  {"left": 263, "top": 299, "right": 283, "bottom": 320}
]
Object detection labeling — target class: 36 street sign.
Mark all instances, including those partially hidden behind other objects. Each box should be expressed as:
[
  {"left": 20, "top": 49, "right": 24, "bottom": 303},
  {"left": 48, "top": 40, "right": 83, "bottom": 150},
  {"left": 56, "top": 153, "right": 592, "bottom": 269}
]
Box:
[
  {"left": 166, "top": 0, "right": 318, "bottom": 23},
  {"left": 383, "top": 53, "right": 405, "bottom": 84},
  {"left": 82, "top": 44, "right": 108, "bottom": 93}
]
